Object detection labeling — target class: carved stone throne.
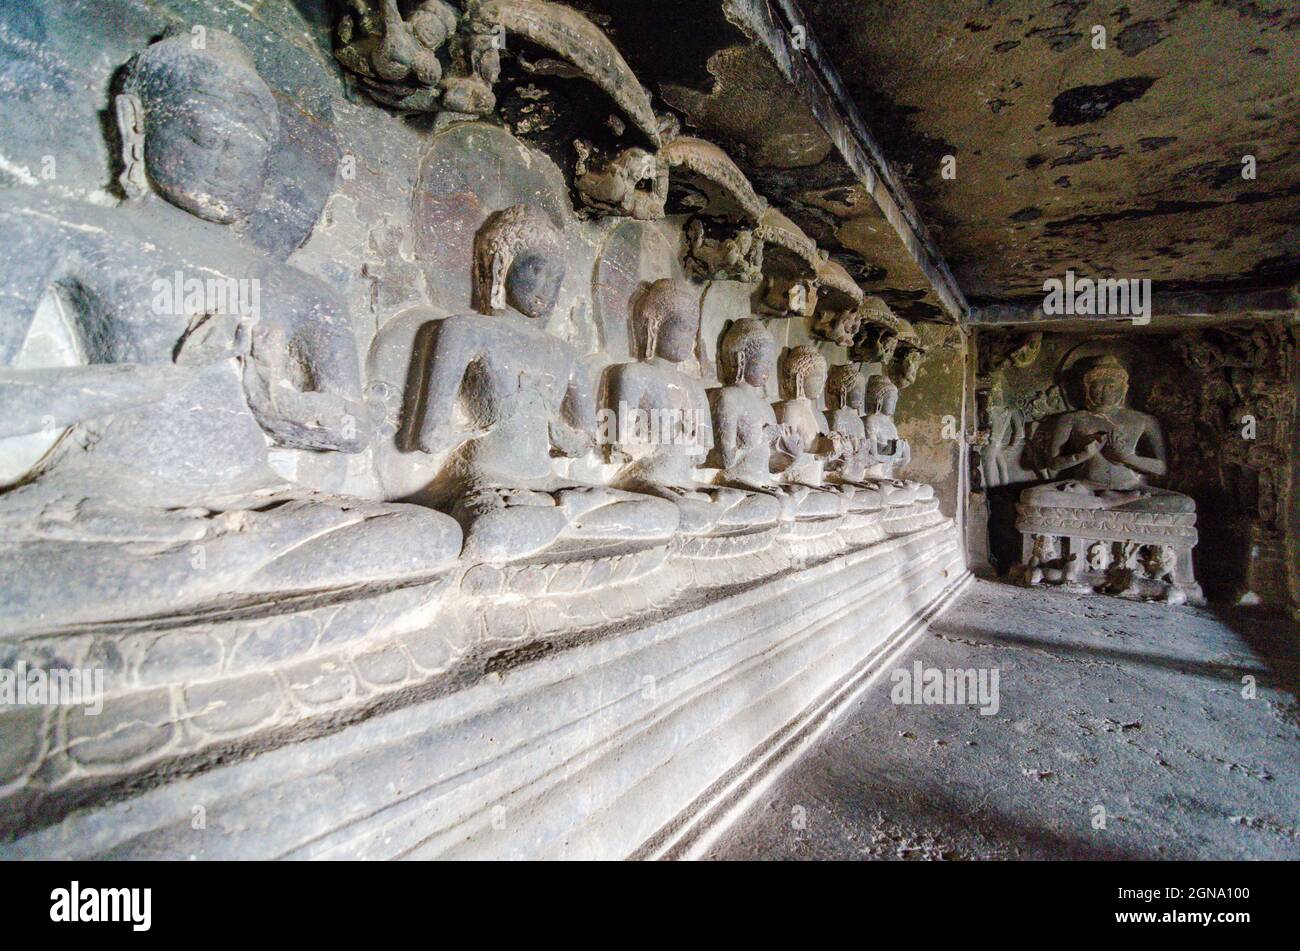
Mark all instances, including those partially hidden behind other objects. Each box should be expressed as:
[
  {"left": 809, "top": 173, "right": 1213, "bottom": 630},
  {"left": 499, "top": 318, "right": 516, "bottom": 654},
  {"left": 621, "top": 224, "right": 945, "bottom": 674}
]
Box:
[{"left": 1015, "top": 504, "right": 1202, "bottom": 605}]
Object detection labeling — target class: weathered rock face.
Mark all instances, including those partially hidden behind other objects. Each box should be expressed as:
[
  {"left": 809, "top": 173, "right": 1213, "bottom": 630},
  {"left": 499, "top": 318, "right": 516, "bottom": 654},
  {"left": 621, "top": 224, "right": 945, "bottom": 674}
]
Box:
[
  {"left": 0, "top": 0, "right": 966, "bottom": 857},
  {"left": 800, "top": 0, "right": 1300, "bottom": 304}
]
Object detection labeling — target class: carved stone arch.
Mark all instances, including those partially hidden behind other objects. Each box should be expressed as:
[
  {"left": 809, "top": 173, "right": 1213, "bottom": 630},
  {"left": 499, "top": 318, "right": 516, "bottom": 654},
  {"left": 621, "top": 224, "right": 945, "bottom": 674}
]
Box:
[
  {"left": 660, "top": 136, "right": 766, "bottom": 223},
  {"left": 471, "top": 0, "right": 661, "bottom": 148}
]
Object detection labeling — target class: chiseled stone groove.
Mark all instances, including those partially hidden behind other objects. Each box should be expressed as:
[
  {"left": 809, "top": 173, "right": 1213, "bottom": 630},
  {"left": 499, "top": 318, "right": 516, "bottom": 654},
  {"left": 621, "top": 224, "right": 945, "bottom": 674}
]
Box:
[{"left": 2, "top": 521, "right": 961, "bottom": 860}]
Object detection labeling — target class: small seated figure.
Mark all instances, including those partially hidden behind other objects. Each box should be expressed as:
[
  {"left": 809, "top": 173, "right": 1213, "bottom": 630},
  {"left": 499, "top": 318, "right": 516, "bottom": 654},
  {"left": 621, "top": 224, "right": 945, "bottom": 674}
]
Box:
[
  {"left": 709, "top": 320, "right": 843, "bottom": 520},
  {"left": 822, "top": 364, "right": 889, "bottom": 510},
  {"left": 862, "top": 374, "right": 934, "bottom": 504},
  {"left": 1021, "top": 356, "right": 1194, "bottom": 514},
  {"left": 1011, "top": 534, "right": 1076, "bottom": 586},
  {"left": 1100, "top": 544, "right": 1187, "bottom": 605},
  {"left": 603, "top": 279, "right": 780, "bottom": 534},
  {"left": 413, "top": 205, "right": 679, "bottom": 561},
  {"left": 772, "top": 348, "right": 874, "bottom": 512}
]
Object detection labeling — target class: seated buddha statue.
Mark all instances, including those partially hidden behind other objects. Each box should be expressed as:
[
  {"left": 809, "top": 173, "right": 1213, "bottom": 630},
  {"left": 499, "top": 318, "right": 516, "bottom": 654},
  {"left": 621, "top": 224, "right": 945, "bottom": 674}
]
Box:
[
  {"left": 862, "top": 374, "right": 934, "bottom": 504},
  {"left": 1021, "top": 355, "right": 1193, "bottom": 513},
  {"left": 772, "top": 348, "right": 879, "bottom": 512},
  {"left": 709, "top": 320, "right": 844, "bottom": 520}
]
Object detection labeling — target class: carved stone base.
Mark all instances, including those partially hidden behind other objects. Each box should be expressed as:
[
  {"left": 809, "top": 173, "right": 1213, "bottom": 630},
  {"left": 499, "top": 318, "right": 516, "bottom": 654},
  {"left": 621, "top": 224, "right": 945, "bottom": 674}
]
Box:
[
  {"left": 1013, "top": 502, "right": 1203, "bottom": 606},
  {"left": 0, "top": 503, "right": 958, "bottom": 855}
]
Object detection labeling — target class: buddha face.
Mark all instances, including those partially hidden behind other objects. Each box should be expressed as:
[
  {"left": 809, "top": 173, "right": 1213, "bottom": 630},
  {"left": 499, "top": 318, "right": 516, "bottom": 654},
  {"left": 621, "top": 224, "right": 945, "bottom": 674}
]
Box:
[
  {"left": 866, "top": 376, "right": 899, "bottom": 416},
  {"left": 128, "top": 37, "right": 279, "bottom": 223},
  {"left": 847, "top": 379, "right": 866, "bottom": 413},
  {"left": 507, "top": 250, "right": 565, "bottom": 320},
  {"left": 783, "top": 347, "right": 826, "bottom": 400},
  {"left": 826, "top": 367, "right": 863, "bottom": 410},
  {"left": 806, "top": 363, "right": 826, "bottom": 400},
  {"left": 1084, "top": 375, "right": 1128, "bottom": 412}
]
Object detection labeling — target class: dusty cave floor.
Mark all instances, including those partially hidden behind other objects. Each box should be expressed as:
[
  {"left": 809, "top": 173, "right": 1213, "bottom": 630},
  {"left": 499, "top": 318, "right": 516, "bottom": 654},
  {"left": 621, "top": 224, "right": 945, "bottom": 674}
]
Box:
[{"left": 707, "top": 580, "right": 1300, "bottom": 861}]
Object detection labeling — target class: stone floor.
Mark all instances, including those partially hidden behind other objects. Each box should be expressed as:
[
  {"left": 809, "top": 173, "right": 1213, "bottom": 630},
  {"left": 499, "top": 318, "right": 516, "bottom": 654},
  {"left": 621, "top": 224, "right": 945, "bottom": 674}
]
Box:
[{"left": 708, "top": 580, "right": 1300, "bottom": 860}]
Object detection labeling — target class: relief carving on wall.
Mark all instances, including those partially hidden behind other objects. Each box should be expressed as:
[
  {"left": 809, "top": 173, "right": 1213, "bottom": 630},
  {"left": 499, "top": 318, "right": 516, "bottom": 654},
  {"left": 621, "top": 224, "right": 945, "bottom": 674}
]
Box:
[{"left": 0, "top": 8, "right": 960, "bottom": 808}]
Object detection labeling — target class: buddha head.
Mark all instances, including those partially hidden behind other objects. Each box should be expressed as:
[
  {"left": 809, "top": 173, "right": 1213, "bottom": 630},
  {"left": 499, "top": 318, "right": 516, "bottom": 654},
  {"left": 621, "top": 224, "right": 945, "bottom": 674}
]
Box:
[
  {"left": 118, "top": 30, "right": 279, "bottom": 223},
  {"left": 865, "top": 373, "right": 899, "bottom": 416},
  {"left": 473, "top": 205, "right": 566, "bottom": 319},
  {"left": 633, "top": 278, "right": 698, "bottom": 363},
  {"left": 826, "top": 364, "right": 865, "bottom": 412},
  {"left": 781, "top": 345, "right": 827, "bottom": 400},
  {"left": 1083, "top": 355, "right": 1129, "bottom": 412},
  {"left": 720, "top": 318, "right": 776, "bottom": 388}
]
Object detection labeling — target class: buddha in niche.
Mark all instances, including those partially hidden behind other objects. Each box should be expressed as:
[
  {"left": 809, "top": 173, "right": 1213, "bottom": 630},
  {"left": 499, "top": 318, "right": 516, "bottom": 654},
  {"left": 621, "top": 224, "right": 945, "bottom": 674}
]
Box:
[
  {"left": 0, "top": 30, "right": 371, "bottom": 464},
  {"left": 862, "top": 374, "right": 933, "bottom": 503},
  {"left": 413, "top": 205, "right": 679, "bottom": 561},
  {"left": 603, "top": 279, "right": 781, "bottom": 533},
  {"left": 0, "top": 30, "right": 464, "bottom": 629},
  {"left": 710, "top": 320, "right": 843, "bottom": 519},
  {"left": 1021, "top": 356, "right": 1193, "bottom": 513}
]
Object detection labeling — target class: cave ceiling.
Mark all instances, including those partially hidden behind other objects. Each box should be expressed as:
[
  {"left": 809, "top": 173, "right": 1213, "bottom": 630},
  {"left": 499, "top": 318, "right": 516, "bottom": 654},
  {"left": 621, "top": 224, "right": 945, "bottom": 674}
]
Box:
[
  {"left": 796, "top": 0, "right": 1300, "bottom": 309},
  {"left": 581, "top": 0, "right": 1297, "bottom": 326}
]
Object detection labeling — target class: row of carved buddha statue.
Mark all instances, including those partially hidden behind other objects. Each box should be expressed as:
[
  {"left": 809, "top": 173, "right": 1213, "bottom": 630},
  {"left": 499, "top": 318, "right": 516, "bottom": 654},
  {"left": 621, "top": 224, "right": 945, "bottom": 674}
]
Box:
[
  {"left": 0, "top": 29, "right": 933, "bottom": 631},
  {"left": 333, "top": 0, "right": 932, "bottom": 369},
  {"left": 409, "top": 205, "right": 930, "bottom": 561}
]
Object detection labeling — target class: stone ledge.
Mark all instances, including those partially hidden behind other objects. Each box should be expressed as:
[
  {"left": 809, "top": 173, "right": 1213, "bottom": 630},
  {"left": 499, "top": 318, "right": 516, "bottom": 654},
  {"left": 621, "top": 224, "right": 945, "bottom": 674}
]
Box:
[{"left": 1, "top": 518, "right": 964, "bottom": 858}]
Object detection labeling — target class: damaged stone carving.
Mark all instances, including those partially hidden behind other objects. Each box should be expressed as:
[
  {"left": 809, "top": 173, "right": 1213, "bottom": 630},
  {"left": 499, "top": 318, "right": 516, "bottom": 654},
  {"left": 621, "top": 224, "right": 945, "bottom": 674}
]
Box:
[{"left": 0, "top": 29, "right": 464, "bottom": 636}]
